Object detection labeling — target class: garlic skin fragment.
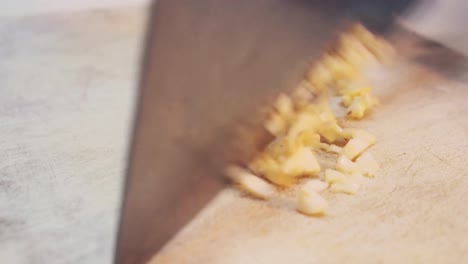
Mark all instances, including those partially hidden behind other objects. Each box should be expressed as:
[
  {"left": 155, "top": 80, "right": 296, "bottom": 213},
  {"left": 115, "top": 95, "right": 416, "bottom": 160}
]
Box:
[
  {"left": 297, "top": 187, "right": 328, "bottom": 216},
  {"left": 225, "top": 165, "right": 275, "bottom": 200}
]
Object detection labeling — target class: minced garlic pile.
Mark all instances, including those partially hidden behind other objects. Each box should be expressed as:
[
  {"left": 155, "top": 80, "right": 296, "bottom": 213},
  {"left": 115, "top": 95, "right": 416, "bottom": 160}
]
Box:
[{"left": 225, "top": 24, "right": 394, "bottom": 216}]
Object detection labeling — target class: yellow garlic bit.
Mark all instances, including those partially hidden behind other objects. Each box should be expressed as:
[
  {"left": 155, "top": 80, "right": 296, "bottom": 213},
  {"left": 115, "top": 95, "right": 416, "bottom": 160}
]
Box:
[
  {"left": 250, "top": 157, "right": 293, "bottom": 187},
  {"left": 303, "top": 179, "right": 329, "bottom": 193},
  {"left": 324, "top": 169, "right": 347, "bottom": 184},
  {"left": 282, "top": 147, "right": 321, "bottom": 178},
  {"left": 336, "top": 155, "right": 361, "bottom": 174},
  {"left": 225, "top": 165, "right": 276, "bottom": 199},
  {"left": 297, "top": 187, "right": 328, "bottom": 216},
  {"left": 307, "top": 62, "right": 332, "bottom": 92},
  {"left": 330, "top": 181, "right": 360, "bottom": 195},
  {"left": 341, "top": 129, "right": 376, "bottom": 160},
  {"left": 329, "top": 173, "right": 364, "bottom": 195},
  {"left": 341, "top": 138, "right": 372, "bottom": 160}
]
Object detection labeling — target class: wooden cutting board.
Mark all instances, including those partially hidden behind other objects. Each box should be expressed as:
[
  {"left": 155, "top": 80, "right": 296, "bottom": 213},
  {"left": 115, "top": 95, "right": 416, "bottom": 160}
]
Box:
[{"left": 149, "top": 58, "right": 468, "bottom": 264}]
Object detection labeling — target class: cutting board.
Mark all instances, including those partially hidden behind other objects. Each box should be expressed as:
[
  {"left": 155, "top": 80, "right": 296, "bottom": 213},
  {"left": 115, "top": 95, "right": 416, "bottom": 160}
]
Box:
[{"left": 149, "top": 56, "right": 468, "bottom": 264}]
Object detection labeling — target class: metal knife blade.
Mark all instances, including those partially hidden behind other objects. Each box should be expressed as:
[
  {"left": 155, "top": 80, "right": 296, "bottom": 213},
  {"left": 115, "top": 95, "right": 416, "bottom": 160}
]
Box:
[{"left": 115, "top": 1, "right": 350, "bottom": 263}]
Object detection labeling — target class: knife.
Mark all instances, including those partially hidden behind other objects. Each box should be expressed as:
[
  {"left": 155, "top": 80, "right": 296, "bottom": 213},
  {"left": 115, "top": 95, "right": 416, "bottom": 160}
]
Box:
[{"left": 114, "top": 1, "right": 411, "bottom": 263}]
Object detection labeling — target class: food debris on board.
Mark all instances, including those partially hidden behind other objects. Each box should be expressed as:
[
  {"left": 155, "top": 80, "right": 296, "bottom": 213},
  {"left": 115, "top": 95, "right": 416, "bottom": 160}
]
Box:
[{"left": 225, "top": 24, "right": 393, "bottom": 217}]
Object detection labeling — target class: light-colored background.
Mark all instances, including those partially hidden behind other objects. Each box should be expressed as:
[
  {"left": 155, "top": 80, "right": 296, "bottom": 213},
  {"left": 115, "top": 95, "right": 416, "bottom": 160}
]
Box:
[
  {"left": 1, "top": 0, "right": 149, "bottom": 16},
  {"left": 0, "top": 7, "right": 147, "bottom": 264},
  {"left": 401, "top": 0, "right": 468, "bottom": 55}
]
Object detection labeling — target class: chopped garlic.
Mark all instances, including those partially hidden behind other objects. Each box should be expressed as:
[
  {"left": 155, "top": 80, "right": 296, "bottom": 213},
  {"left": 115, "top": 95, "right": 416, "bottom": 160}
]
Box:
[
  {"left": 351, "top": 24, "right": 376, "bottom": 46},
  {"left": 324, "top": 169, "right": 347, "bottom": 184},
  {"left": 233, "top": 23, "right": 389, "bottom": 215},
  {"left": 250, "top": 155, "right": 295, "bottom": 187},
  {"left": 330, "top": 173, "right": 364, "bottom": 195},
  {"left": 330, "top": 181, "right": 360, "bottom": 195},
  {"left": 308, "top": 62, "right": 332, "bottom": 90},
  {"left": 282, "top": 147, "right": 321, "bottom": 177},
  {"left": 336, "top": 155, "right": 361, "bottom": 174},
  {"left": 342, "top": 94, "right": 353, "bottom": 107},
  {"left": 347, "top": 97, "right": 366, "bottom": 119},
  {"left": 340, "top": 85, "right": 372, "bottom": 107},
  {"left": 356, "top": 151, "right": 379, "bottom": 177},
  {"left": 340, "top": 129, "right": 376, "bottom": 160},
  {"left": 297, "top": 187, "right": 328, "bottom": 216},
  {"left": 287, "top": 112, "right": 320, "bottom": 138},
  {"left": 341, "top": 138, "right": 371, "bottom": 160},
  {"left": 264, "top": 113, "right": 286, "bottom": 136},
  {"left": 318, "top": 121, "right": 343, "bottom": 143},
  {"left": 303, "top": 179, "right": 329, "bottom": 193},
  {"left": 322, "top": 54, "right": 358, "bottom": 80},
  {"left": 342, "top": 87, "right": 378, "bottom": 119},
  {"left": 225, "top": 165, "right": 275, "bottom": 199},
  {"left": 341, "top": 128, "right": 357, "bottom": 139},
  {"left": 295, "top": 131, "right": 321, "bottom": 149},
  {"left": 292, "top": 81, "right": 315, "bottom": 107},
  {"left": 275, "top": 93, "right": 294, "bottom": 116},
  {"left": 327, "top": 144, "right": 343, "bottom": 154},
  {"left": 350, "top": 24, "right": 395, "bottom": 63},
  {"left": 339, "top": 32, "right": 376, "bottom": 63}
]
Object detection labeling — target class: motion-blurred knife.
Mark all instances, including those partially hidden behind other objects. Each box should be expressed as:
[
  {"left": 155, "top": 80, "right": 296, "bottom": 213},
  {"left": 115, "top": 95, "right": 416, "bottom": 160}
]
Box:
[{"left": 114, "top": 1, "right": 413, "bottom": 263}]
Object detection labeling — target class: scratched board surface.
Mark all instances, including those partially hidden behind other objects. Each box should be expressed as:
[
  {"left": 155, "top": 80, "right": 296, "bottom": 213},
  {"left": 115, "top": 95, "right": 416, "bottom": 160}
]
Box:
[
  {"left": 149, "top": 55, "right": 468, "bottom": 263},
  {"left": 2, "top": 6, "right": 468, "bottom": 264},
  {"left": 0, "top": 8, "right": 145, "bottom": 263}
]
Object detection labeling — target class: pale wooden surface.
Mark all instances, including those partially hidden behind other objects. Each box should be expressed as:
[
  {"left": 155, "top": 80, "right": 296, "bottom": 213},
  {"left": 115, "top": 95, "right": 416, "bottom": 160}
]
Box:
[
  {"left": 0, "top": 8, "right": 146, "bottom": 263},
  {"left": 150, "top": 60, "right": 468, "bottom": 264},
  {"left": 2, "top": 6, "right": 468, "bottom": 264}
]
